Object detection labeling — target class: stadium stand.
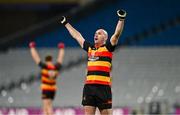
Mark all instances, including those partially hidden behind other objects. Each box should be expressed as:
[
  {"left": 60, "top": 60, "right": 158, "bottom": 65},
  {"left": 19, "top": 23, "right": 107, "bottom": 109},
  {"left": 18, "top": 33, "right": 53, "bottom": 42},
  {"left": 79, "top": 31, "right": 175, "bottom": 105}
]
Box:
[
  {"left": 0, "top": 47, "right": 180, "bottom": 109},
  {"left": 0, "top": 0, "right": 180, "bottom": 114}
]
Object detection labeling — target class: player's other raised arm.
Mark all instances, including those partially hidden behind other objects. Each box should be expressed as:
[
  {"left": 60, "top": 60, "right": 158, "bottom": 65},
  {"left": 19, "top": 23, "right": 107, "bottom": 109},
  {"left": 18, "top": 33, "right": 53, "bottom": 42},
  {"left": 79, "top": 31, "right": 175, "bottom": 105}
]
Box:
[
  {"left": 57, "top": 42, "right": 65, "bottom": 64},
  {"left": 110, "top": 9, "right": 126, "bottom": 46},
  {"left": 60, "top": 16, "right": 85, "bottom": 48},
  {"left": 29, "top": 41, "right": 41, "bottom": 64}
]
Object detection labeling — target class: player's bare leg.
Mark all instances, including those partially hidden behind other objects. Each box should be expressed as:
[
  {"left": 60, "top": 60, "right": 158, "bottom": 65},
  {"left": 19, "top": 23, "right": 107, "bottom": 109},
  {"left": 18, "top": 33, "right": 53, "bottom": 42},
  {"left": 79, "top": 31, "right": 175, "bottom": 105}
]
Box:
[
  {"left": 84, "top": 106, "right": 96, "bottom": 115},
  {"left": 99, "top": 109, "right": 112, "bottom": 115},
  {"left": 43, "top": 99, "right": 53, "bottom": 115}
]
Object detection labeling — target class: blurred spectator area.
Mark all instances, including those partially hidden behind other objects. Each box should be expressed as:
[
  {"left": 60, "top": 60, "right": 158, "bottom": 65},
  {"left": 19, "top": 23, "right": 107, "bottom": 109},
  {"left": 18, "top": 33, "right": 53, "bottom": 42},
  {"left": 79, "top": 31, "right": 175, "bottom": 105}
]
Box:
[
  {"left": 0, "top": 0, "right": 179, "bottom": 50},
  {"left": 0, "top": 0, "right": 92, "bottom": 39},
  {"left": 0, "top": 0, "right": 84, "bottom": 4}
]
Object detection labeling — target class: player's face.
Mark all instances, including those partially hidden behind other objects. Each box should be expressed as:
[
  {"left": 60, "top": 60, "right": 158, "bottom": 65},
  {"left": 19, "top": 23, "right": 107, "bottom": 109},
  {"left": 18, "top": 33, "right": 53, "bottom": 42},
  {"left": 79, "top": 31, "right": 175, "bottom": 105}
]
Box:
[{"left": 94, "top": 29, "right": 107, "bottom": 45}]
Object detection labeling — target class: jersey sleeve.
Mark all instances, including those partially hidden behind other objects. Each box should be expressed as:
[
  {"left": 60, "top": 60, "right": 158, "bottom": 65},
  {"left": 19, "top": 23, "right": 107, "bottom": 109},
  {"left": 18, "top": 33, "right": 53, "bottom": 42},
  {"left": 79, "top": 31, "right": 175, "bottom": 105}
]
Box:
[
  {"left": 106, "top": 41, "right": 116, "bottom": 52},
  {"left": 83, "top": 40, "right": 93, "bottom": 52},
  {"left": 55, "top": 62, "right": 62, "bottom": 70},
  {"left": 38, "top": 61, "right": 46, "bottom": 68}
]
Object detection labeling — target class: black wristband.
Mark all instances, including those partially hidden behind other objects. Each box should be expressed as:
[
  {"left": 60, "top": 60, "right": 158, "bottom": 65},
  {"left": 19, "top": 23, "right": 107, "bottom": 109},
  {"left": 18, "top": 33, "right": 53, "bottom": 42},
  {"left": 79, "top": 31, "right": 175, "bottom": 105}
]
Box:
[
  {"left": 119, "top": 17, "right": 125, "bottom": 20},
  {"left": 62, "top": 20, "right": 68, "bottom": 25},
  {"left": 119, "top": 18, "right": 125, "bottom": 21}
]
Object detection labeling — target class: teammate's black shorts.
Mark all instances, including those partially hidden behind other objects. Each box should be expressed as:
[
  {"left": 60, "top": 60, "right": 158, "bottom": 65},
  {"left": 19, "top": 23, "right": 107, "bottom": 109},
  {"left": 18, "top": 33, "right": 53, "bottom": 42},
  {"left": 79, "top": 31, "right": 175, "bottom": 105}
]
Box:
[
  {"left": 42, "top": 90, "right": 56, "bottom": 100},
  {"left": 82, "top": 84, "right": 112, "bottom": 110}
]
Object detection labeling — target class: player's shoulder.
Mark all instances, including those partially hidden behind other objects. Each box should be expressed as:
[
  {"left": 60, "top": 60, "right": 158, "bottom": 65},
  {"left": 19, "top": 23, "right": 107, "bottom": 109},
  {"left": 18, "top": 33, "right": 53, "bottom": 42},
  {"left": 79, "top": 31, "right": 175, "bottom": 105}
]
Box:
[{"left": 105, "top": 41, "right": 116, "bottom": 52}]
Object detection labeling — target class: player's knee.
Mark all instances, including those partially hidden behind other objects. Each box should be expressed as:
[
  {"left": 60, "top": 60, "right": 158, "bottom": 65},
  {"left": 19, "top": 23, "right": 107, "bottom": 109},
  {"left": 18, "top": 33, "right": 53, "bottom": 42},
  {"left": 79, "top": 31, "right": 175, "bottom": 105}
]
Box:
[{"left": 100, "top": 109, "right": 112, "bottom": 115}]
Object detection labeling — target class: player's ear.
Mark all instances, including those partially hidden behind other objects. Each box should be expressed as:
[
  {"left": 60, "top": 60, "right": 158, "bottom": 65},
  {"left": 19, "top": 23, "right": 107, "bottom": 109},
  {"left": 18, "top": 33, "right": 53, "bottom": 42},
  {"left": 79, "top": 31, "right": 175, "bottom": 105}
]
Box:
[{"left": 104, "top": 34, "right": 108, "bottom": 41}]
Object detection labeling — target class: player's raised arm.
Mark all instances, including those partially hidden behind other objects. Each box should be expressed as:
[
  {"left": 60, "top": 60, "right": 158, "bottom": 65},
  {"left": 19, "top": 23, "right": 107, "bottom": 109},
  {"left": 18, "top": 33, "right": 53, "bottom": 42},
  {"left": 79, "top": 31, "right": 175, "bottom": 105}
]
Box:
[
  {"left": 57, "top": 42, "right": 65, "bottom": 64},
  {"left": 110, "top": 9, "right": 126, "bottom": 46},
  {"left": 60, "top": 16, "right": 85, "bottom": 48},
  {"left": 29, "top": 41, "right": 41, "bottom": 64}
]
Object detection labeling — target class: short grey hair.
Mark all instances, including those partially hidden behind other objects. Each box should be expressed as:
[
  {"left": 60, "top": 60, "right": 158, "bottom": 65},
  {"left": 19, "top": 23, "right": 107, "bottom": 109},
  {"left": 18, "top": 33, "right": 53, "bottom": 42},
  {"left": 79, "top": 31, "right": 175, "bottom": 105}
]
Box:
[{"left": 102, "top": 29, "right": 108, "bottom": 39}]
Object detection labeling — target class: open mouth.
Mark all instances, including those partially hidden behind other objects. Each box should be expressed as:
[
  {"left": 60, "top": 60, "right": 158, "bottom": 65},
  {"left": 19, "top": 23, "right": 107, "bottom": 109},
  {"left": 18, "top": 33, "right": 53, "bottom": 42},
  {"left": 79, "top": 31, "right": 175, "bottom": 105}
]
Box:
[{"left": 94, "top": 37, "right": 98, "bottom": 41}]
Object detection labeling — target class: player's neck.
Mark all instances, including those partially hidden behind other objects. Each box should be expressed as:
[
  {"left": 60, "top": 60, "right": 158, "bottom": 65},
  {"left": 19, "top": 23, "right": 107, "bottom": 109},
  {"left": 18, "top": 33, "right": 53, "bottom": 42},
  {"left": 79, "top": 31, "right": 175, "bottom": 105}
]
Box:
[
  {"left": 46, "top": 61, "right": 53, "bottom": 65},
  {"left": 95, "top": 43, "right": 104, "bottom": 48}
]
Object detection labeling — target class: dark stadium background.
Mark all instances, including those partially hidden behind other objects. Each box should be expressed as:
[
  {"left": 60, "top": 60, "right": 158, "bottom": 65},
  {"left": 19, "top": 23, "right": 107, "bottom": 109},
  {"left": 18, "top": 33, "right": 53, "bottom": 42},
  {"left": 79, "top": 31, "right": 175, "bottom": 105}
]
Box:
[{"left": 0, "top": 0, "right": 179, "bottom": 114}]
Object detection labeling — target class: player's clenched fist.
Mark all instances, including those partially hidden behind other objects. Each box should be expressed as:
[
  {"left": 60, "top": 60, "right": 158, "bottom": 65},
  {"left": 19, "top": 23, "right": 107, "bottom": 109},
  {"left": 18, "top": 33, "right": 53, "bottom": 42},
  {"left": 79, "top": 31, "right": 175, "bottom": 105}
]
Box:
[
  {"left": 60, "top": 16, "right": 68, "bottom": 25},
  {"left": 58, "top": 42, "right": 65, "bottom": 49},
  {"left": 29, "top": 41, "right": 36, "bottom": 48},
  {"left": 117, "top": 9, "right": 127, "bottom": 20}
]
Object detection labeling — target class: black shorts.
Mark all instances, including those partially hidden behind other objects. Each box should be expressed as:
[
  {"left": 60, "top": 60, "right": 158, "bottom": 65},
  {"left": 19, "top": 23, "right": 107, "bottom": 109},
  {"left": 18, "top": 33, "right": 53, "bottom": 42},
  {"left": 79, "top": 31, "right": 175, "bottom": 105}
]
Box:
[
  {"left": 42, "top": 90, "right": 56, "bottom": 100},
  {"left": 82, "top": 84, "right": 112, "bottom": 110}
]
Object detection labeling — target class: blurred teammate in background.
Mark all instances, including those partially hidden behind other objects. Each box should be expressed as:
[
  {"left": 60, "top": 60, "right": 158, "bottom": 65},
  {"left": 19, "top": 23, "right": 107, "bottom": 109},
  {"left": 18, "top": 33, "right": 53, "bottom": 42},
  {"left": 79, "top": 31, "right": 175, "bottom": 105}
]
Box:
[
  {"left": 29, "top": 42, "right": 65, "bottom": 115},
  {"left": 60, "top": 9, "right": 126, "bottom": 115}
]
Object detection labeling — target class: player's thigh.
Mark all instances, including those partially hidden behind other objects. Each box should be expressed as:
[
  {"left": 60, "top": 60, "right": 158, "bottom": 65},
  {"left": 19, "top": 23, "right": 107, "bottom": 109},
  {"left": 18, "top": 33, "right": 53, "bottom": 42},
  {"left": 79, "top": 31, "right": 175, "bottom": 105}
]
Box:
[{"left": 43, "top": 99, "right": 52, "bottom": 106}]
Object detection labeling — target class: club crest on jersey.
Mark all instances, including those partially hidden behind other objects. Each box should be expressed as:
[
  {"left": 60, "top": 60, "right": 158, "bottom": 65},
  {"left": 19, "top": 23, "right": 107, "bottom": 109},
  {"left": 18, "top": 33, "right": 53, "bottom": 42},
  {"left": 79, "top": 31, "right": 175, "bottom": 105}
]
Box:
[
  {"left": 88, "top": 52, "right": 99, "bottom": 61},
  {"left": 48, "top": 70, "right": 56, "bottom": 79}
]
